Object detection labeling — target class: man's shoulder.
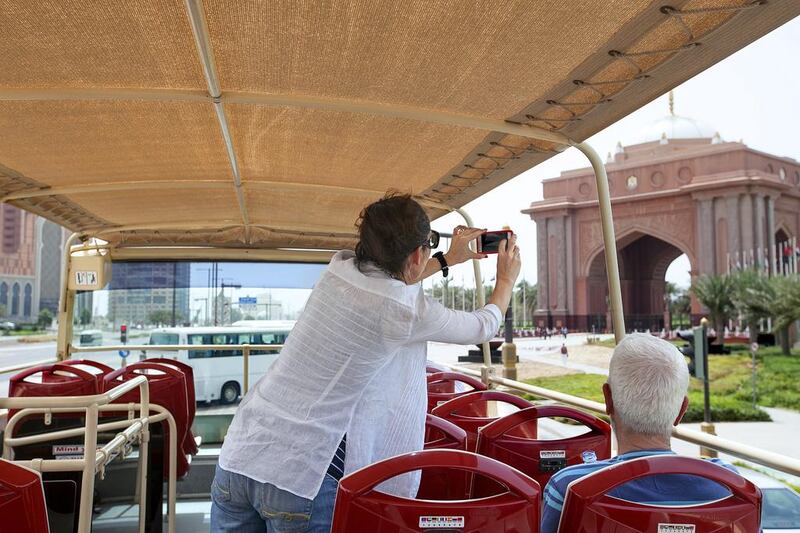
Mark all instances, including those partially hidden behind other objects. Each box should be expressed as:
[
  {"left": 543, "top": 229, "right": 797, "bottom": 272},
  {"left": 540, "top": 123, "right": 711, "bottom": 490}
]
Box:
[{"left": 547, "top": 458, "right": 617, "bottom": 493}]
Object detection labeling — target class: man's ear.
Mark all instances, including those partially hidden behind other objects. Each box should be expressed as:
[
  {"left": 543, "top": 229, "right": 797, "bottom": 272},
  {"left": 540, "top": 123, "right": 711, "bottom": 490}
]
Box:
[
  {"left": 674, "top": 396, "right": 689, "bottom": 426},
  {"left": 602, "top": 383, "right": 614, "bottom": 416}
]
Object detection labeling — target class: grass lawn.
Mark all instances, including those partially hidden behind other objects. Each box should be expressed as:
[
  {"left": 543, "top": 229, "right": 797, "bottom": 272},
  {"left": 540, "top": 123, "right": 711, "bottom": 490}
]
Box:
[{"left": 523, "top": 346, "right": 800, "bottom": 422}]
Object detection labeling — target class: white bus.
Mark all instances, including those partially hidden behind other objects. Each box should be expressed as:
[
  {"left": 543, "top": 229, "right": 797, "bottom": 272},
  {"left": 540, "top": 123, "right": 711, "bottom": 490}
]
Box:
[{"left": 146, "top": 322, "right": 294, "bottom": 404}]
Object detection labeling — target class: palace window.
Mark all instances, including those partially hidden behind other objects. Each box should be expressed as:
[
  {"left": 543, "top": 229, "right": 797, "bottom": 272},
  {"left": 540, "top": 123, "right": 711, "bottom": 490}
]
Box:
[{"left": 2, "top": 205, "right": 22, "bottom": 254}]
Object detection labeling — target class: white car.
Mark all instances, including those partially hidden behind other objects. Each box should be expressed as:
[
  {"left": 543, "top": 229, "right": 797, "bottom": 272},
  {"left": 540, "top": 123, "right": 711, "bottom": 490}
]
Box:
[{"left": 739, "top": 467, "right": 800, "bottom": 532}]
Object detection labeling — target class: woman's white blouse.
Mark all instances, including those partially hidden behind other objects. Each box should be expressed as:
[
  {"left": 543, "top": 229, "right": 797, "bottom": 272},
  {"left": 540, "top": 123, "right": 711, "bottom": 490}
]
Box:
[{"left": 219, "top": 250, "right": 501, "bottom": 500}]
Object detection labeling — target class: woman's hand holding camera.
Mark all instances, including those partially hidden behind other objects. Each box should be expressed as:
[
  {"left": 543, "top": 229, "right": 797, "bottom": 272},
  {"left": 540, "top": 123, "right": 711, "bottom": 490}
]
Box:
[
  {"left": 488, "top": 234, "right": 521, "bottom": 315},
  {"left": 444, "top": 226, "right": 487, "bottom": 266},
  {"left": 496, "top": 234, "right": 521, "bottom": 285}
]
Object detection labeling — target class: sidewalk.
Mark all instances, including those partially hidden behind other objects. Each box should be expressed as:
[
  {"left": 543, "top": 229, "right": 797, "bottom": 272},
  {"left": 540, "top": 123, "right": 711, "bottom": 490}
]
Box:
[{"left": 673, "top": 406, "right": 800, "bottom": 485}]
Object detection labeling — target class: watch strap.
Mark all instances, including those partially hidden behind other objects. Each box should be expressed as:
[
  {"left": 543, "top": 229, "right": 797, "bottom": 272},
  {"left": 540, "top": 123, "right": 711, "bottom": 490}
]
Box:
[{"left": 433, "top": 251, "right": 449, "bottom": 277}]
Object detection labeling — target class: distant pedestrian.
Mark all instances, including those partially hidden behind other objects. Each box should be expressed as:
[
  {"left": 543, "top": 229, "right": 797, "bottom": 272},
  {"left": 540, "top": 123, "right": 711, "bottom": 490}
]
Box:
[
  {"left": 560, "top": 343, "right": 568, "bottom": 366},
  {"left": 561, "top": 326, "right": 568, "bottom": 339}
]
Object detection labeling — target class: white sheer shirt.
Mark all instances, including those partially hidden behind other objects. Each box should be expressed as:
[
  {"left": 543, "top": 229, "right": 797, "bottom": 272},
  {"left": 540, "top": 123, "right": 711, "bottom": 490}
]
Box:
[{"left": 219, "top": 250, "right": 501, "bottom": 499}]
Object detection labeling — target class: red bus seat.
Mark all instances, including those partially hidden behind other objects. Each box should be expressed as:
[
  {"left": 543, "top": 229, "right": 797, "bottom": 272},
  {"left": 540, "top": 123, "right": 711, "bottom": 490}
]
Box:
[
  {"left": 431, "top": 390, "right": 535, "bottom": 451},
  {"left": 332, "top": 449, "right": 541, "bottom": 532},
  {"left": 418, "top": 414, "right": 469, "bottom": 500},
  {"left": 9, "top": 363, "right": 102, "bottom": 433},
  {"left": 144, "top": 357, "right": 199, "bottom": 455},
  {"left": 0, "top": 459, "right": 49, "bottom": 533},
  {"left": 103, "top": 362, "right": 192, "bottom": 478},
  {"left": 475, "top": 406, "right": 610, "bottom": 496},
  {"left": 558, "top": 456, "right": 762, "bottom": 533},
  {"left": 426, "top": 371, "right": 487, "bottom": 413}
]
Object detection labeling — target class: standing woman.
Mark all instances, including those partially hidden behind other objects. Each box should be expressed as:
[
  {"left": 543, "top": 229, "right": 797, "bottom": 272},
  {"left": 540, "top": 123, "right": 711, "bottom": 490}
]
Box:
[{"left": 211, "top": 193, "right": 521, "bottom": 532}]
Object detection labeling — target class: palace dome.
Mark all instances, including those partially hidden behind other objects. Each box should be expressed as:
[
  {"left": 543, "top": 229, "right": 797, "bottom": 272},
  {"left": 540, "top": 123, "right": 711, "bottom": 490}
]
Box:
[{"left": 631, "top": 91, "right": 717, "bottom": 145}]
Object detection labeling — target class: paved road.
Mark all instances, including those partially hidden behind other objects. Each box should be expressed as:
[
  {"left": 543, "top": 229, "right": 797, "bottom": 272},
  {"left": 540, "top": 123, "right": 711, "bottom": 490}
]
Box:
[{"left": 0, "top": 333, "right": 143, "bottom": 396}]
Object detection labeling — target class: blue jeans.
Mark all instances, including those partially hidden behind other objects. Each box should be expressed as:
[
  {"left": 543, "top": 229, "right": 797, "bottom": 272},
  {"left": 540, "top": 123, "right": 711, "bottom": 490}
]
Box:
[{"left": 210, "top": 466, "right": 339, "bottom": 532}]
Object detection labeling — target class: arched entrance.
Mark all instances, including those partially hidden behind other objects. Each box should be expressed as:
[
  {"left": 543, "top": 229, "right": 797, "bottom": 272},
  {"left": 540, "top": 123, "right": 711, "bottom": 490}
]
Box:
[{"left": 588, "top": 233, "right": 690, "bottom": 332}]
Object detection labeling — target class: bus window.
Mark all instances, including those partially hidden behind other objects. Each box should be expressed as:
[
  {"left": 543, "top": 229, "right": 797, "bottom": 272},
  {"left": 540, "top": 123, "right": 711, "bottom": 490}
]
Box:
[
  {"left": 149, "top": 332, "right": 179, "bottom": 345},
  {"left": 188, "top": 333, "right": 211, "bottom": 359}
]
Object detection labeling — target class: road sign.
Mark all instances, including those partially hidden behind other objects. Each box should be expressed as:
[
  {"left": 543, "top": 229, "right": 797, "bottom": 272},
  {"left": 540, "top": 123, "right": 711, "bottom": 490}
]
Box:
[
  {"left": 239, "top": 296, "right": 257, "bottom": 305},
  {"left": 750, "top": 342, "right": 759, "bottom": 353},
  {"left": 119, "top": 350, "right": 129, "bottom": 358}
]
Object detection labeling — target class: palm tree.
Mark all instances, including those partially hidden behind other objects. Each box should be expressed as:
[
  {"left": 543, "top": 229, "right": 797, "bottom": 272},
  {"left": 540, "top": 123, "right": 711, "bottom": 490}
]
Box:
[
  {"left": 770, "top": 276, "right": 800, "bottom": 355},
  {"left": 730, "top": 269, "right": 773, "bottom": 345},
  {"left": 691, "top": 274, "right": 734, "bottom": 346}
]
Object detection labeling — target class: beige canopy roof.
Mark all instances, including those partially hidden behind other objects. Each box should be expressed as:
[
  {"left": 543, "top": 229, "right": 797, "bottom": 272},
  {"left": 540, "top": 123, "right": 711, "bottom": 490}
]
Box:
[{"left": 1, "top": 0, "right": 797, "bottom": 249}]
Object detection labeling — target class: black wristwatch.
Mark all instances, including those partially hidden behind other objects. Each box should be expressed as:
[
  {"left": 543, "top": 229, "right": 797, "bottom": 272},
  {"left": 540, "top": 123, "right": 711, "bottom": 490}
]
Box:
[{"left": 433, "top": 251, "right": 449, "bottom": 277}]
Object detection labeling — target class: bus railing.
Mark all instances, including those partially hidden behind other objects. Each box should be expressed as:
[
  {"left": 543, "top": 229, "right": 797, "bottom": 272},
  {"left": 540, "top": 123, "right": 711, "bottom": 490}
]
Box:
[
  {"left": 0, "top": 375, "right": 155, "bottom": 533},
  {"left": 450, "top": 365, "right": 800, "bottom": 479},
  {"left": 3, "top": 403, "right": 178, "bottom": 533},
  {"left": 0, "top": 358, "right": 59, "bottom": 376},
  {"left": 72, "top": 343, "right": 284, "bottom": 394},
  {"left": 16, "top": 342, "right": 800, "bottom": 481}
]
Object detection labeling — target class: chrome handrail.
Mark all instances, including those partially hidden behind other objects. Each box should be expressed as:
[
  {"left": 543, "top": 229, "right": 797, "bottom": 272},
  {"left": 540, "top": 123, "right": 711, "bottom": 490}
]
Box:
[{"left": 0, "top": 375, "right": 151, "bottom": 533}]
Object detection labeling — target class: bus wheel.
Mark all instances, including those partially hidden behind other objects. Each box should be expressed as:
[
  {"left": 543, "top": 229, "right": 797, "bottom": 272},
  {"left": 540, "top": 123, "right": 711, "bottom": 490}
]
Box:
[{"left": 220, "top": 381, "right": 240, "bottom": 404}]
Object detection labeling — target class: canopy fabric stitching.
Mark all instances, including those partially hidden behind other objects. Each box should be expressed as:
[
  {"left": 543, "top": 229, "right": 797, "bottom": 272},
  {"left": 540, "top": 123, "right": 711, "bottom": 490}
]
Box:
[{"left": 421, "top": 0, "right": 768, "bottom": 205}]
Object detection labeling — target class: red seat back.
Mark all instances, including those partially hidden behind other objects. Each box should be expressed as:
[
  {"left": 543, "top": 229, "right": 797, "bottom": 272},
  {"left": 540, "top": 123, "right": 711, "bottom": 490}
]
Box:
[
  {"left": 558, "top": 456, "right": 762, "bottom": 533},
  {"left": 475, "top": 406, "right": 610, "bottom": 496},
  {"left": 332, "top": 449, "right": 541, "bottom": 533},
  {"left": 103, "top": 362, "right": 191, "bottom": 477},
  {"left": 0, "top": 459, "right": 49, "bottom": 533},
  {"left": 144, "top": 357, "right": 198, "bottom": 455},
  {"left": 426, "top": 372, "right": 487, "bottom": 413},
  {"left": 9, "top": 364, "right": 100, "bottom": 430},
  {"left": 431, "top": 390, "right": 535, "bottom": 451},
  {"left": 418, "top": 414, "right": 468, "bottom": 500}
]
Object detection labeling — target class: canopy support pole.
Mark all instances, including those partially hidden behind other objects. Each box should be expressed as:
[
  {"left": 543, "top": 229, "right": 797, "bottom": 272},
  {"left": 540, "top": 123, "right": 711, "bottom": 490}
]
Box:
[
  {"left": 453, "top": 208, "right": 494, "bottom": 383},
  {"left": 184, "top": 0, "right": 252, "bottom": 244},
  {"left": 572, "top": 141, "right": 625, "bottom": 342},
  {"left": 57, "top": 233, "right": 81, "bottom": 361}
]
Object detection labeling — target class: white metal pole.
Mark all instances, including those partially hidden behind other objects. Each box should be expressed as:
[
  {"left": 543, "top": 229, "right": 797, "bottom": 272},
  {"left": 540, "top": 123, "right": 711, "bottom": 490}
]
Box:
[
  {"left": 57, "top": 233, "right": 81, "bottom": 361},
  {"left": 77, "top": 403, "right": 99, "bottom": 533},
  {"left": 454, "top": 208, "right": 493, "bottom": 379},
  {"left": 572, "top": 142, "right": 625, "bottom": 343}
]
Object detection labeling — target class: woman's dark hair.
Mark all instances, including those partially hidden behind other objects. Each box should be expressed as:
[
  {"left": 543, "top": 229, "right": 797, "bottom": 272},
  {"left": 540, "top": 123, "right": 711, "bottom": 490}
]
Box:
[{"left": 354, "top": 192, "right": 431, "bottom": 278}]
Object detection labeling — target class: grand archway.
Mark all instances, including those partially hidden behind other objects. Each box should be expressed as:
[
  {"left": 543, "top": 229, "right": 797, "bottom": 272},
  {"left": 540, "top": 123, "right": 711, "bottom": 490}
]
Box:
[
  {"left": 523, "top": 115, "right": 800, "bottom": 332},
  {"left": 587, "top": 233, "right": 688, "bottom": 332}
]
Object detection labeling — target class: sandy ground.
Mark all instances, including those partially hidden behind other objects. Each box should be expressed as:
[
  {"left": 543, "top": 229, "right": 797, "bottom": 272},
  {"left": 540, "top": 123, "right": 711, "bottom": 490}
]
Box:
[
  {"left": 451, "top": 342, "right": 614, "bottom": 381},
  {"left": 561, "top": 343, "right": 613, "bottom": 370}
]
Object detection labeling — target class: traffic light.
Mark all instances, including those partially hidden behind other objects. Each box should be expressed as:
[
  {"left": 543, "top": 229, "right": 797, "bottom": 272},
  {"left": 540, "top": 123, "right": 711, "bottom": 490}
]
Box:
[
  {"left": 678, "top": 327, "right": 705, "bottom": 379},
  {"left": 120, "top": 324, "right": 128, "bottom": 344}
]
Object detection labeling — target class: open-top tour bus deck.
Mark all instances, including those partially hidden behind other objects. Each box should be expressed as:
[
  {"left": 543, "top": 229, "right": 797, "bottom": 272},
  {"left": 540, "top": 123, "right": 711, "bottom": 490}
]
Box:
[{"left": 1, "top": 1, "right": 799, "bottom": 531}]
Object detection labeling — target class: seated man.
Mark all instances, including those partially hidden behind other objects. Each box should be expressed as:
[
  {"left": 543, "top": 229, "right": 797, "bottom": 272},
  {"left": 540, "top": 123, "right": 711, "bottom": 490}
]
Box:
[{"left": 541, "top": 333, "right": 737, "bottom": 533}]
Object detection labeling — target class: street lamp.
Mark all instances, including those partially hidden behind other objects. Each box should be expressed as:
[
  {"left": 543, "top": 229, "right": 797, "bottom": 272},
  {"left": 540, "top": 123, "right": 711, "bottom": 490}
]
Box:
[{"left": 215, "top": 280, "right": 241, "bottom": 325}]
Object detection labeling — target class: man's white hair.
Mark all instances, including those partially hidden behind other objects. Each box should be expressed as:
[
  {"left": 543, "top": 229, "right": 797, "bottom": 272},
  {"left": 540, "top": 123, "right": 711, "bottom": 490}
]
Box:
[{"left": 607, "top": 333, "right": 689, "bottom": 438}]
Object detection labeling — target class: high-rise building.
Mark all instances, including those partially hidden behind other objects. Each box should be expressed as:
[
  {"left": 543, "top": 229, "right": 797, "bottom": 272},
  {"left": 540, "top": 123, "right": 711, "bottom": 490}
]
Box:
[
  {"left": 108, "top": 263, "right": 190, "bottom": 327},
  {"left": 0, "top": 204, "right": 70, "bottom": 323}
]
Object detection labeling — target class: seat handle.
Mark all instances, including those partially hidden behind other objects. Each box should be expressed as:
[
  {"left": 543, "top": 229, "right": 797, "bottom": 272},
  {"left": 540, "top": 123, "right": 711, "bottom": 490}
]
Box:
[
  {"left": 425, "top": 413, "right": 467, "bottom": 445},
  {"left": 104, "top": 361, "right": 183, "bottom": 386},
  {"left": 9, "top": 364, "right": 57, "bottom": 384},
  {"left": 50, "top": 363, "right": 97, "bottom": 383},
  {"left": 431, "top": 390, "right": 532, "bottom": 417},
  {"left": 58, "top": 359, "right": 114, "bottom": 374},
  {"left": 340, "top": 449, "right": 540, "bottom": 501},
  {"left": 479, "top": 406, "right": 610, "bottom": 440},
  {"left": 426, "top": 372, "right": 487, "bottom": 391},
  {"left": 569, "top": 456, "right": 761, "bottom": 504}
]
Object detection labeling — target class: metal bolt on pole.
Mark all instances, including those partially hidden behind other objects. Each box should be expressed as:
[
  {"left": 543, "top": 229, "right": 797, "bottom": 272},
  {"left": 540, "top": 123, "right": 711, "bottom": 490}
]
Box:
[
  {"left": 699, "top": 317, "right": 717, "bottom": 458},
  {"left": 502, "top": 306, "right": 517, "bottom": 381}
]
